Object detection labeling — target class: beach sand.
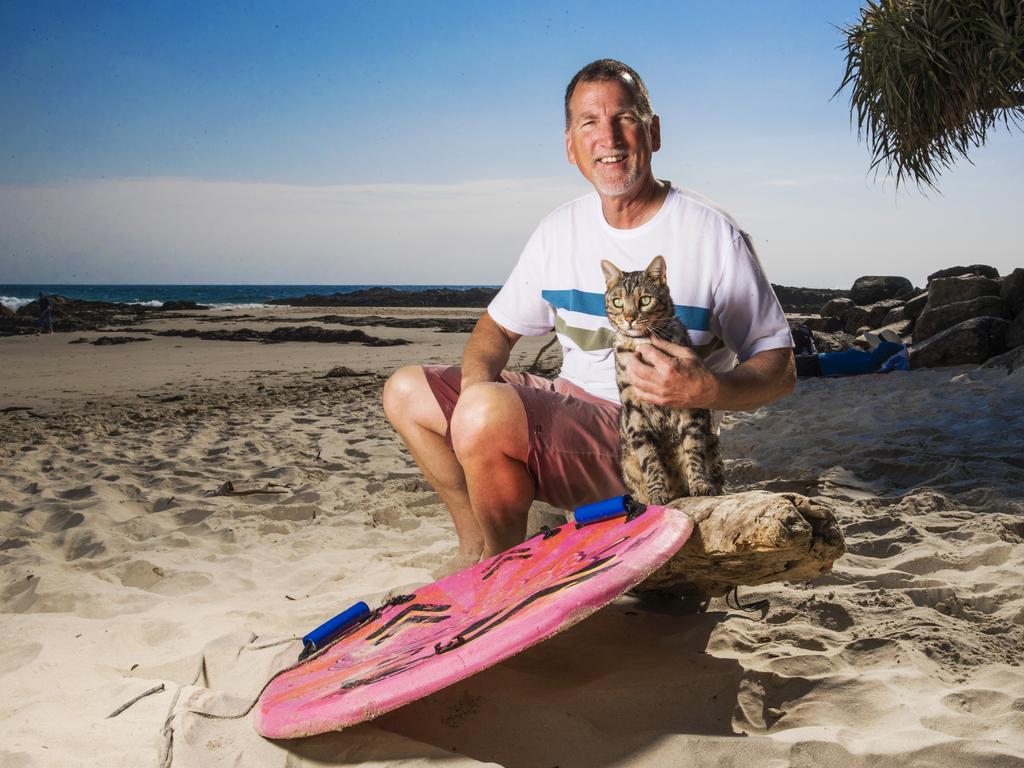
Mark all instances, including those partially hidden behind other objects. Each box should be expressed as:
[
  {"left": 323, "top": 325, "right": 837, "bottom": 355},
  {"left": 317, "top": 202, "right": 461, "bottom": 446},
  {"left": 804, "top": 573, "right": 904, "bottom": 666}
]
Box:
[{"left": 1, "top": 306, "right": 1022, "bottom": 767}]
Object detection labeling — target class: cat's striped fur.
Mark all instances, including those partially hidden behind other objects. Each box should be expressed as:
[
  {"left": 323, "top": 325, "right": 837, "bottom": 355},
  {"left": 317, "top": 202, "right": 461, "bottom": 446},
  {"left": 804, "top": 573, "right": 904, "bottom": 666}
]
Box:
[{"left": 600, "top": 255, "right": 724, "bottom": 505}]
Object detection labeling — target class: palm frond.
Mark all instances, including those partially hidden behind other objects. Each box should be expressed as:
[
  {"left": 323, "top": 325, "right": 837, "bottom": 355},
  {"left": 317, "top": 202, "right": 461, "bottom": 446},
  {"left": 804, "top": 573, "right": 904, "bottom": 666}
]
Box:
[{"left": 837, "top": 0, "right": 1024, "bottom": 190}]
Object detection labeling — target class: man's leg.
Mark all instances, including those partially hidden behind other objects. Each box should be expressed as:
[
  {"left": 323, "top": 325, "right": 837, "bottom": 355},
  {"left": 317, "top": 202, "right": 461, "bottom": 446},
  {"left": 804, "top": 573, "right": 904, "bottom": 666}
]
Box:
[
  {"left": 448, "top": 382, "right": 534, "bottom": 559},
  {"left": 382, "top": 366, "right": 484, "bottom": 562}
]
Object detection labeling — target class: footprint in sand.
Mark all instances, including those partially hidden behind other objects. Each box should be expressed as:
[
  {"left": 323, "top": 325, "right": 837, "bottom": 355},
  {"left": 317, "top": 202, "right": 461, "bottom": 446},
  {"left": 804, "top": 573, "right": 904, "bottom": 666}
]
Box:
[{"left": 57, "top": 485, "right": 94, "bottom": 501}]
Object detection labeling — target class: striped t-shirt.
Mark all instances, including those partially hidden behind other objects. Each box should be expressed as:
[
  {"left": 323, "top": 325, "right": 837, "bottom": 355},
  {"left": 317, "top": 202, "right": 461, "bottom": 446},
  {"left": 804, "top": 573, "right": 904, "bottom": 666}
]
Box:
[{"left": 487, "top": 185, "right": 792, "bottom": 405}]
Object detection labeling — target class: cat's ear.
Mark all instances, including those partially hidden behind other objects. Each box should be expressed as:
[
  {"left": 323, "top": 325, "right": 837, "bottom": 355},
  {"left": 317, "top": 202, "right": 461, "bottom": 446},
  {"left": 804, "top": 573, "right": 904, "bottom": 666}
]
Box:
[
  {"left": 645, "top": 255, "right": 667, "bottom": 284},
  {"left": 600, "top": 260, "right": 622, "bottom": 286}
]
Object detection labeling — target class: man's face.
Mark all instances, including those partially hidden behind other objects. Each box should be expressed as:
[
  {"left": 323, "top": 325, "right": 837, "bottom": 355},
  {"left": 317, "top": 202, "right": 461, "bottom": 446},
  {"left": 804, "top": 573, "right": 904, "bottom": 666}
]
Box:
[{"left": 565, "top": 79, "right": 660, "bottom": 198}]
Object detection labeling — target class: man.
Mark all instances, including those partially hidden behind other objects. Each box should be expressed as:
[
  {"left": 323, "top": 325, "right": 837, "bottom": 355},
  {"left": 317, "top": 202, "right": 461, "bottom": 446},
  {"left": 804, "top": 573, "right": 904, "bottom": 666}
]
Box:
[{"left": 384, "top": 59, "right": 795, "bottom": 573}]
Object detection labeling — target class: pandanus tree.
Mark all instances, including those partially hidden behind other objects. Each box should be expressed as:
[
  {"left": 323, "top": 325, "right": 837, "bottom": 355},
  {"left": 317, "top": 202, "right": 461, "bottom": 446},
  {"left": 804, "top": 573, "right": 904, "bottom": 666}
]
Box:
[{"left": 837, "top": 0, "right": 1024, "bottom": 189}]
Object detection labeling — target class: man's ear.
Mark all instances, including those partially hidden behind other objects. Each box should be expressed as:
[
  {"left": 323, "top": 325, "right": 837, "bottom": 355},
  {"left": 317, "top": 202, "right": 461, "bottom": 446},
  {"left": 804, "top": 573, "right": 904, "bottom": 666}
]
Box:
[
  {"left": 600, "top": 259, "right": 622, "bottom": 286},
  {"left": 650, "top": 114, "right": 661, "bottom": 153},
  {"left": 566, "top": 130, "right": 577, "bottom": 166}
]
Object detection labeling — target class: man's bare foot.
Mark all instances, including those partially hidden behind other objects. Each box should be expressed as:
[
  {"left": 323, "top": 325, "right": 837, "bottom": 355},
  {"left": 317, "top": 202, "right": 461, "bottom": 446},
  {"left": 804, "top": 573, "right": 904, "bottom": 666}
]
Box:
[{"left": 430, "top": 551, "right": 480, "bottom": 580}]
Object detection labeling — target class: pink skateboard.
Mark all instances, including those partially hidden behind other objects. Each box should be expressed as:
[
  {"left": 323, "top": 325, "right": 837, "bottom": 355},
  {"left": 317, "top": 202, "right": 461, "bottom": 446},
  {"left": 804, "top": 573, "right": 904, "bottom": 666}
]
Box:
[{"left": 255, "top": 500, "right": 691, "bottom": 739}]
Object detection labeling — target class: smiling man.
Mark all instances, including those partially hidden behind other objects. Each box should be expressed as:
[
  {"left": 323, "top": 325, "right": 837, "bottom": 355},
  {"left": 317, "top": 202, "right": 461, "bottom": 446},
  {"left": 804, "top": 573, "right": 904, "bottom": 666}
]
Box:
[{"left": 383, "top": 59, "right": 795, "bottom": 574}]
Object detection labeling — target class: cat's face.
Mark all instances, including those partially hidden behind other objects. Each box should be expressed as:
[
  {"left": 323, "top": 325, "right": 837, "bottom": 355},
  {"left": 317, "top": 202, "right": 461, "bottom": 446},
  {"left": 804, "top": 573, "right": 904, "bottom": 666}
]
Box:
[{"left": 600, "top": 256, "right": 672, "bottom": 338}]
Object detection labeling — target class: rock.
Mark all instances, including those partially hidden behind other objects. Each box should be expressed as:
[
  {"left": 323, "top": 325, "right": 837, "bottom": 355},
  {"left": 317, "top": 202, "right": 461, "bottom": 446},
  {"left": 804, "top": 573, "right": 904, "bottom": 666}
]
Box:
[
  {"left": 982, "top": 345, "right": 1024, "bottom": 374},
  {"left": 820, "top": 297, "right": 856, "bottom": 318},
  {"left": 811, "top": 330, "right": 855, "bottom": 353},
  {"left": 850, "top": 275, "right": 914, "bottom": 305},
  {"left": 787, "top": 315, "right": 842, "bottom": 333},
  {"left": 153, "top": 326, "right": 410, "bottom": 346},
  {"left": 160, "top": 301, "right": 210, "bottom": 310},
  {"left": 0, "top": 304, "right": 14, "bottom": 319},
  {"left": 927, "top": 275, "right": 1001, "bottom": 308},
  {"left": 909, "top": 317, "right": 1011, "bottom": 368},
  {"left": 268, "top": 287, "right": 499, "bottom": 308},
  {"left": 843, "top": 299, "right": 903, "bottom": 334},
  {"left": 928, "top": 264, "right": 1000, "bottom": 281},
  {"left": 1001, "top": 268, "right": 1024, "bottom": 317},
  {"left": 914, "top": 295, "right": 1008, "bottom": 343},
  {"left": 1006, "top": 315, "right": 1024, "bottom": 351},
  {"left": 882, "top": 305, "right": 906, "bottom": 326},
  {"left": 772, "top": 285, "right": 849, "bottom": 314},
  {"left": 903, "top": 291, "right": 929, "bottom": 321}
]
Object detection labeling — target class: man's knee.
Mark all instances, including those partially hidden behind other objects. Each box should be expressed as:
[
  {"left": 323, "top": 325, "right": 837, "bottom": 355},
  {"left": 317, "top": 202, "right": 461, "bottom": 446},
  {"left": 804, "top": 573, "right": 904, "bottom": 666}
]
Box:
[
  {"left": 383, "top": 365, "right": 431, "bottom": 428},
  {"left": 450, "top": 383, "right": 528, "bottom": 462}
]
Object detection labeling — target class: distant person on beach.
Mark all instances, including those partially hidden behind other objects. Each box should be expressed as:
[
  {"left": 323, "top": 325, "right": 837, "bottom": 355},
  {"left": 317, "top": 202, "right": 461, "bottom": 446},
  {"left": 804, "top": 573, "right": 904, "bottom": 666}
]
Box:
[
  {"left": 37, "top": 292, "right": 53, "bottom": 335},
  {"left": 384, "top": 59, "right": 795, "bottom": 573}
]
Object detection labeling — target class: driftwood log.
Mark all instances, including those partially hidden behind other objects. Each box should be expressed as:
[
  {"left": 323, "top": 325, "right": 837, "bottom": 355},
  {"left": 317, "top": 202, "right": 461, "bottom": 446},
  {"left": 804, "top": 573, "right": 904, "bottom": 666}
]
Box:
[{"left": 632, "top": 491, "right": 845, "bottom": 598}]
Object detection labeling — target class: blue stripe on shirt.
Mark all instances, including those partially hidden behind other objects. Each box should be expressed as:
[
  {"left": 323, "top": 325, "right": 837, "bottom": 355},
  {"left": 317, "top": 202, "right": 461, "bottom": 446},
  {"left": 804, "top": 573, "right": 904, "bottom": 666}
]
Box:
[{"left": 541, "top": 289, "right": 710, "bottom": 332}]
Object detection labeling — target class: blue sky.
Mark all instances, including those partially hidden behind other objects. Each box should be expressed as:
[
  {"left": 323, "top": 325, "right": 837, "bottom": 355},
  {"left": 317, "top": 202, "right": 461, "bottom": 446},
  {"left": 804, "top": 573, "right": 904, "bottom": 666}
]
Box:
[{"left": 1, "top": 1, "right": 1021, "bottom": 287}]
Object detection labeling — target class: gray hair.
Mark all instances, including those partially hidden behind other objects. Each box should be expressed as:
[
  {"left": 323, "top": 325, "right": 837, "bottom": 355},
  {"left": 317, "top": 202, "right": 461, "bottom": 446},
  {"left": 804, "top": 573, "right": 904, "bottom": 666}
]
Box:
[{"left": 564, "top": 59, "right": 653, "bottom": 129}]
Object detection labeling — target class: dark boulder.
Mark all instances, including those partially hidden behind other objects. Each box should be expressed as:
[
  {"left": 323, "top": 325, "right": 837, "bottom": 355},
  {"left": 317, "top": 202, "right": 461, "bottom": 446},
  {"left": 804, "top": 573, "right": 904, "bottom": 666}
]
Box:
[
  {"left": 850, "top": 276, "right": 914, "bottom": 305},
  {"left": 914, "top": 295, "right": 1009, "bottom": 343},
  {"left": 882, "top": 305, "right": 905, "bottom": 326},
  {"left": 982, "top": 345, "right": 1024, "bottom": 374},
  {"left": 843, "top": 299, "right": 904, "bottom": 334},
  {"left": 902, "top": 291, "right": 929, "bottom": 321},
  {"left": 771, "top": 285, "right": 849, "bottom": 314},
  {"left": 787, "top": 315, "right": 843, "bottom": 333},
  {"left": 161, "top": 301, "right": 210, "bottom": 311},
  {"left": 1006, "top": 315, "right": 1024, "bottom": 351},
  {"left": 927, "top": 275, "right": 1001, "bottom": 308},
  {"left": 819, "top": 297, "right": 856, "bottom": 318},
  {"left": 927, "top": 264, "right": 1000, "bottom": 281},
  {"left": 811, "top": 330, "right": 855, "bottom": 353},
  {"left": 909, "top": 317, "right": 1010, "bottom": 368},
  {"left": 1001, "top": 268, "right": 1024, "bottom": 317}
]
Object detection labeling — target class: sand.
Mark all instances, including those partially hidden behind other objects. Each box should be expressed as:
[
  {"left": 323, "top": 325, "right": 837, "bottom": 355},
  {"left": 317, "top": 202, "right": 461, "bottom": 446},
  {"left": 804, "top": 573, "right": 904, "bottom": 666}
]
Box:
[{"left": 1, "top": 306, "right": 1022, "bottom": 767}]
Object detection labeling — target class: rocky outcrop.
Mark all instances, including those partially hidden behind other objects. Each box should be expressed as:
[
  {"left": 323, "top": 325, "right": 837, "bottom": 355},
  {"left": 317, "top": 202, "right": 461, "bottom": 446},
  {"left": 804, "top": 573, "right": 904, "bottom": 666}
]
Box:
[
  {"left": 268, "top": 287, "right": 499, "bottom": 308},
  {"left": 850, "top": 275, "right": 914, "bottom": 305},
  {"left": 807, "top": 265, "right": 1023, "bottom": 368},
  {"left": 152, "top": 326, "right": 409, "bottom": 346},
  {"left": 909, "top": 317, "right": 1010, "bottom": 368}
]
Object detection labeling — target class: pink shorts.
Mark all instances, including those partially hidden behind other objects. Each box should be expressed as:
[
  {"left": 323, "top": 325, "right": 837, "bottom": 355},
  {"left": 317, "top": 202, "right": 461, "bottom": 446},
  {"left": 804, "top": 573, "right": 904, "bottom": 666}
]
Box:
[{"left": 423, "top": 365, "right": 626, "bottom": 511}]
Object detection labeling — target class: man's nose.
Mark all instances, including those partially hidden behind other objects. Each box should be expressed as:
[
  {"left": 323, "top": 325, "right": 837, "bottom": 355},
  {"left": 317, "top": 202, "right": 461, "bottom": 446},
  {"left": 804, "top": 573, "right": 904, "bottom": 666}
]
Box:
[{"left": 596, "top": 118, "right": 623, "bottom": 146}]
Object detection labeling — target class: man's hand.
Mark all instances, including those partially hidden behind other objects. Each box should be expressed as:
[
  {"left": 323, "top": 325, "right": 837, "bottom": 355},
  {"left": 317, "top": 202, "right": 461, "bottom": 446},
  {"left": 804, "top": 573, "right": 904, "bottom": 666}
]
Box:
[
  {"left": 626, "top": 336, "right": 796, "bottom": 412},
  {"left": 625, "top": 336, "right": 720, "bottom": 409}
]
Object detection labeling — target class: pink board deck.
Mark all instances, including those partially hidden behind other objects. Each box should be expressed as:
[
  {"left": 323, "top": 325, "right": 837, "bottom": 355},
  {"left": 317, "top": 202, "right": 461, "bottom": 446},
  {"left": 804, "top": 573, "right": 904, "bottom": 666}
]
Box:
[{"left": 255, "top": 504, "right": 692, "bottom": 739}]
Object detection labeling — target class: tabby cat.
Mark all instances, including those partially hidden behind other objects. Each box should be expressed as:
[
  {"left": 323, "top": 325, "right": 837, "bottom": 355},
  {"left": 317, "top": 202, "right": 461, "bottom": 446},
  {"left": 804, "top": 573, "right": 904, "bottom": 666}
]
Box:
[{"left": 600, "top": 255, "right": 724, "bottom": 504}]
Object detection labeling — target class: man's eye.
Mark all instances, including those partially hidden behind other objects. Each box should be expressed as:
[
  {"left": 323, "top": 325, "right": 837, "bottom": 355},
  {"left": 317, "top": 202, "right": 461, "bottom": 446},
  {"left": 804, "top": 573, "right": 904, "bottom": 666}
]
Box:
[
  {"left": 612, "top": 298, "right": 623, "bottom": 308},
  {"left": 639, "top": 296, "right": 652, "bottom": 306}
]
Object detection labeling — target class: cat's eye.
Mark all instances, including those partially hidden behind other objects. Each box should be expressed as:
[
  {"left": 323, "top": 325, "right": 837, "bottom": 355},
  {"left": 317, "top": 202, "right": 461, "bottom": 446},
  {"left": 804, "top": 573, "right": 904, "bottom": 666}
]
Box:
[
  {"left": 639, "top": 296, "right": 653, "bottom": 306},
  {"left": 612, "top": 298, "right": 623, "bottom": 308}
]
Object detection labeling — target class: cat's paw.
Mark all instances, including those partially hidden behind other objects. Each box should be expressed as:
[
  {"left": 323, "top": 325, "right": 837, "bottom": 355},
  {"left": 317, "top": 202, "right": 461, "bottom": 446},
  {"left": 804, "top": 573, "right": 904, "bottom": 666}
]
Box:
[{"left": 688, "top": 480, "right": 720, "bottom": 497}]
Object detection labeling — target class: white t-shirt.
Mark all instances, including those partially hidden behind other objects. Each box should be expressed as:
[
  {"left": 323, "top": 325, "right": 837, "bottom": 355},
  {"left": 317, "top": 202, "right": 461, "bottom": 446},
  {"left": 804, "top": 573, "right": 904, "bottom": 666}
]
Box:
[{"left": 487, "top": 185, "right": 792, "bottom": 404}]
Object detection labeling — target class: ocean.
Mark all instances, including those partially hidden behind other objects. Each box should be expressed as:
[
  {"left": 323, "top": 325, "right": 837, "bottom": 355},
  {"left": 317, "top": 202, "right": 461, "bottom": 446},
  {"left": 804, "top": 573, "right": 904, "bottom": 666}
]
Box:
[{"left": 0, "top": 284, "right": 498, "bottom": 312}]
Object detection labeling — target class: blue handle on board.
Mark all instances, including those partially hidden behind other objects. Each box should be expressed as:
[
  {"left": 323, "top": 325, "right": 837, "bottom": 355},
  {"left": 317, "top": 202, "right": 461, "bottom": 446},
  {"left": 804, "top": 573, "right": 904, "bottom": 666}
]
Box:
[
  {"left": 574, "top": 495, "right": 631, "bottom": 526},
  {"left": 300, "top": 601, "right": 371, "bottom": 659}
]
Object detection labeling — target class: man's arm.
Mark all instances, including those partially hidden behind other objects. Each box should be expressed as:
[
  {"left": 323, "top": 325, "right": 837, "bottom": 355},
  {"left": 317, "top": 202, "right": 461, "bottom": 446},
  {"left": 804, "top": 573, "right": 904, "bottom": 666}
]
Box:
[
  {"left": 626, "top": 337, "right": 795, "bottom": 411},
  {"left": 461, "top": 311, "right": 523, "bottom": 390}
]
